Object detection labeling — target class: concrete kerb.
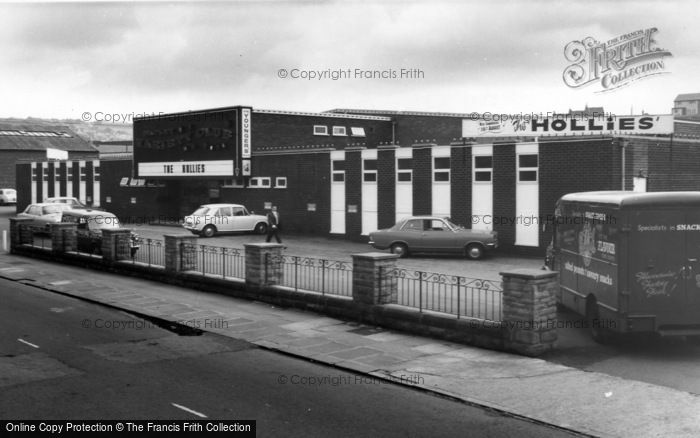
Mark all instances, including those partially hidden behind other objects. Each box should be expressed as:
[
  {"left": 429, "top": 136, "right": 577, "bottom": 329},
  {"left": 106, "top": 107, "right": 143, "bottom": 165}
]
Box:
[{"left": 0, "top": 257, "right": 591, "bottom": 438}]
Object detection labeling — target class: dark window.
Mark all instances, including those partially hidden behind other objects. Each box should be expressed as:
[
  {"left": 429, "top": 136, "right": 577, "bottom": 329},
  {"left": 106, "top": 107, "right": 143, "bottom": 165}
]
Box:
[
  {"left": 519, "top": 154, "right": 538, "bottom": 168},
  {"left": 332, "top": 160, "right": 345, "bottom": 171},
  {"left": 332, "top": 173, "right": 345, "bottom": 182},
  {"left": 519, "top": 170, "right": 538, "bottom": 181},
  {"left": 397, "top": 172, "right": 412, "bottom": 182},
  {"left": 397, "top": 158, "right": 412, "bottom": 169},
  {"left": 363, "top": 159, "right": 377, "bottom": 171},
  {"left": 434, "top": 157, "right": 450, "bottom": 169},
  {"left": 474, "top": 156, "right": 492, "bottom": 168},
  {"left": 474, "top": 171, "right": 492, "bottom": 182},
  {"left": 363, "top": 173, "right": 377, "bottom": 182},
  {"left": 434, "top": 171, "right": 450, "bottom": 182}
]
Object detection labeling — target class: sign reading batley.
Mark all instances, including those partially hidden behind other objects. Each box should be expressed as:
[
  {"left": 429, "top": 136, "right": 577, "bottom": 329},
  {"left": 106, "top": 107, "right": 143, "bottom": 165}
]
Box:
[{"left": 463, "top": 114, "right": 674, "bottom": 138}]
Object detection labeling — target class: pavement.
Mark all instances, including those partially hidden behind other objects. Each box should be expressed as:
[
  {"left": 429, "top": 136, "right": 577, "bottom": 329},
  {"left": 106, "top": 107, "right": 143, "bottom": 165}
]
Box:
[{"left": 2, "top": 251, "right": 700, "bottom": 437}]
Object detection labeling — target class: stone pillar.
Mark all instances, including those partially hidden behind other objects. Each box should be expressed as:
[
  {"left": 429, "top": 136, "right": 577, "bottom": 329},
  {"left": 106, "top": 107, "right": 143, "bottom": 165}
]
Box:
[
  {"left": 351, "top": 252, "right": 399, "bottom": 305},
  {"left": 500, "top": 269, "right": 558, "bottom": 356},
  {"left": 164, "top": 234, "right": 198, "bottom": 273},
  {"left": 244, "top": 243, "right": 284, "bottom": 290},
  {"left": 50, "top": 223, "right": 77, "bottom": 253},
  {"left": 101, "top": 228, "right": 133, "bottom": 262},
  {"left": 9, "top": 217, "right": 33, "bottom": 253}
]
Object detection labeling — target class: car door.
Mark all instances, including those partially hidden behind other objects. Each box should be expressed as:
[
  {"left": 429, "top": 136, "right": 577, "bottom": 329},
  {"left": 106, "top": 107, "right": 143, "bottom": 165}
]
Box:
[
  {"left": 421, "top": 219, "right": 461, "bottom": 253},
  {"left": 230, "top": 206, "right": 250, "bottom": 231},
  {"left": 215, "top": 207, "right": 232, "bottom": 232}
]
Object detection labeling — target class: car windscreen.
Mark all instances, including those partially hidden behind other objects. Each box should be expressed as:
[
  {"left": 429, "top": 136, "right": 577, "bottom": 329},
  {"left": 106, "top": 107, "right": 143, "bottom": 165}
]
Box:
[
  {"left": 192, "top": 207, "right": 210, "bottom": 216},
  {"left": 42, "top": 205, "right": 67, "bottom": 214},
  {"left": 87, "top": 215, "right": 121, "bottom": 230},
  {"left": 443, "top": 218, "right": 462, "bottom": 230}
]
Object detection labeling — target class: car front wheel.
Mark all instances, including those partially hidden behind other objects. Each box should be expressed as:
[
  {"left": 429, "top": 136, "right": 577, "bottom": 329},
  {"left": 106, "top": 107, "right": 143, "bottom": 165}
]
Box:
[
  {"left": 465, "top": 243, "right": 484, "bottom": 260},
  {"left": 390, "top": 243, "right": 408, "bottom": 258},
  {"left": 201, "top": 225, "right": 216, "bottom": 238}
]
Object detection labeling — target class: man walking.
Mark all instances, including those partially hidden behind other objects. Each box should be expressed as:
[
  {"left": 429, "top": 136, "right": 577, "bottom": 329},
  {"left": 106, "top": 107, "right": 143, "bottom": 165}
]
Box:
[{"left": 266, "top": 206, "right": 282, "bottom": 243}]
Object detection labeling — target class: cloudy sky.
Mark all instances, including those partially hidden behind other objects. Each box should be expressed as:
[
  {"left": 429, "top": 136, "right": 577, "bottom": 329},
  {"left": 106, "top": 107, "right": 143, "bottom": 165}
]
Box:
[{"left": 0, "top": 0, "right": 697, "bottom": 120}]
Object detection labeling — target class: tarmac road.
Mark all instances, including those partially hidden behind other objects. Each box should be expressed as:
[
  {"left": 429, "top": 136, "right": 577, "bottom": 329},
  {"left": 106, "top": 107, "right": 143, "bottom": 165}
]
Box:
[{"left": 0, "top": 277, "right": 573, "bottom": 438}]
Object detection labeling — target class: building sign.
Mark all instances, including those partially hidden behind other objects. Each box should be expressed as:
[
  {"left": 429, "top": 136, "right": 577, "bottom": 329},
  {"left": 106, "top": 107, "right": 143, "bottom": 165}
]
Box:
[
  {"left": 241, "top": 159, "right": 251, "bottom": 176},
  {"left": 138, "top": 160, "right": 234, "bottom": 177},
  {"left": 563, "top": 28, "right": 672, "bottom": 93},
  {"left": 241, "top": 108, "right": 251, "bottom": 158},
  {"left": 462, "top": 114, "right": 674, "bottom": 138}
]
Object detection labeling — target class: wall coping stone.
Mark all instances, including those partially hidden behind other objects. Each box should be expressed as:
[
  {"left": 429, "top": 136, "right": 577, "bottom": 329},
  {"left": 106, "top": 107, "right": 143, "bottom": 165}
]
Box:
[{"left": 500, "top": 269, "right": 558, "bottom": 280}]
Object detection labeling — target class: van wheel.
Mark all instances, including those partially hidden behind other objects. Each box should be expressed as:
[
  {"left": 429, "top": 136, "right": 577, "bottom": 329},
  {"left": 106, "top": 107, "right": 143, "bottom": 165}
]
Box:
[
  {"left": 255, "top": 222, "right": 268, "bottom": 235},
  {"left": 201, "top": 225, "right": 216, "bottom": 238},
  {"left": 465, "top": 243, "right": 484, "bottom": 260},
  {"left": 390, "top": 243, "right": 408, "bottom": 258},
  {"left": 586, "top": 299, "right": 611, "bottom": 344}
]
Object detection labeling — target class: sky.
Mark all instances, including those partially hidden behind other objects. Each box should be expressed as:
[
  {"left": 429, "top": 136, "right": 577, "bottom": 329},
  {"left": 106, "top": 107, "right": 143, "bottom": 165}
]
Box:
[{"left": 0, "top": 0, "right": 697, "bottom": 121}]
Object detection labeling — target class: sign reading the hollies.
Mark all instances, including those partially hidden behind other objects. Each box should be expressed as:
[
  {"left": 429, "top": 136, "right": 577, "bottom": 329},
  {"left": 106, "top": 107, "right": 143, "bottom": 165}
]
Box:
[
  {"left": 563, "top": 27, "right": 672, "bottom": 92},
  {"left": 462, "top": 114, "right": 674, "bottom": 138}
]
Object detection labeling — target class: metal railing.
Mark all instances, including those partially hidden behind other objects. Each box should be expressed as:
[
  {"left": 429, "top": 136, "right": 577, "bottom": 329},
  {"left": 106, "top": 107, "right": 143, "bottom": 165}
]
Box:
[
  {"left": 130, "top": 238, "right": 165, "bottom": 267},
  {"left": 268, "top": 254, "right": 353, "bottom": 297},
  {"left": 384, "top": 268, "right": 503, "bottom": 321},
  {"left": 181, "top": 243, "right": 245, "bottom": 280}
]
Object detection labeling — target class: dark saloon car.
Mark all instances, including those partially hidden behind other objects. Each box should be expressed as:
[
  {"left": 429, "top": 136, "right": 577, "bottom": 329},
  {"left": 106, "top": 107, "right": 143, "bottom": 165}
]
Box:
[
  {"left": 61, "top": 210, "right": 140, "bottom": 256},
  {"left": 368, "top": 216, "right": 498, "bottom": 260}
]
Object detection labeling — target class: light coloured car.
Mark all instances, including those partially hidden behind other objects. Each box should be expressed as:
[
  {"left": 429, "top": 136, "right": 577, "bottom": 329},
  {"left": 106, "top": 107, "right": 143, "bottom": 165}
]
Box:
[
  {"left": 17, "top": 202, "right": 74, "bottom": 232},
  {"left": 183, "top": 203, "right": 268, "bottom": 237},
  {"left": 0, "top": 188, "right": 16, "bottom": 205},
  {"left": 368, "top": 216, "right": 498, "bottom": 260},
  {"left": 45, "top": 196, "right": 88, "bottom": 208}
]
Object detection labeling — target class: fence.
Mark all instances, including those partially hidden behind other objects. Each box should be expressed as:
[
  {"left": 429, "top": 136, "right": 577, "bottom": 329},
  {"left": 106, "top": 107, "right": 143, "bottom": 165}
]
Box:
[
  {"left": 180, "top": 243, "right": 245, "bottom": 280},
  {"left": 130, "top": 238, "right": 165, "bottom": 267},
  {"left": 384, "top": 267, "right": 503, "bottom": 322},
  {"left": 268, "top": 254, "right": 353, "bottom": 297}
]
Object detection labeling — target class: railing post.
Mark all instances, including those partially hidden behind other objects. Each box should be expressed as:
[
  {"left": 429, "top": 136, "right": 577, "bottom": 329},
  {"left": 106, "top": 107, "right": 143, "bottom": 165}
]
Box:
[
  {"left": 102, "top": 228, "right": 132, "bottom": 262},
  {"left": 9, "top": 218, "right": 33, "bottom": 253},
  {"left": 50, "top": 223, "right": 77, "bottom": 254},
  {"left": 501, "top": 269, "right": 559, "bottom": 356},
  {"left": 351, "top": 252, "right": 399, "bottom": 305},
  {"left": 457, "top": 276, "right": 461, "bottom": 320},
  {"left": 164, "top": 234, "right": 197, "bottom": 273},
  {"left": 244, "top": 243, "right": 284, "bottom": 291}
]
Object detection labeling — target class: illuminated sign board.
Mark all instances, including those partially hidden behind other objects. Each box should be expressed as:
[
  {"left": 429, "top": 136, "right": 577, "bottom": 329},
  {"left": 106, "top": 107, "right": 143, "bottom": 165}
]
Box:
[
  {"left": 462, "top": 114, "right": 674, "bottom": 138},
  {"left": 138, "top": 160, "right": 234, "bottom": 177}
]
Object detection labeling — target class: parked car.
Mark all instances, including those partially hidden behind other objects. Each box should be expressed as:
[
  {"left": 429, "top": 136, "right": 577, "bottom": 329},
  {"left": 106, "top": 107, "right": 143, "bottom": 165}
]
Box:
[
  {"left": 0, "top": 188, "right": 17, "bottom": 205},
  {"left": 183, "top": 203, "right": 268, "bottom": 237},
  {"left": 368, "top": 216, "right": 498, "bottom": 260},
  {"left": 60, "top": 209, "right": 140, "bottom": 256},
  {"left": 17, "top": 203, "right": 74, "bottom": 232}
]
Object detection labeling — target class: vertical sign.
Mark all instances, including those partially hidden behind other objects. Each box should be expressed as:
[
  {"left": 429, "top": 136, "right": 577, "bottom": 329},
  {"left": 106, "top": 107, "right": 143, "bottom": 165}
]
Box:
[{"left": 241, "top": 108, "right": 251, "bottom": 159}]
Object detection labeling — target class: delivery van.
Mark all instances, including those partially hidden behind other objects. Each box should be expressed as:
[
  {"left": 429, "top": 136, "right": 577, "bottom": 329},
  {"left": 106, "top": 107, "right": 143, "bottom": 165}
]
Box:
[{"left": 547, "top": 191, "right": 700, "bottom": 342}]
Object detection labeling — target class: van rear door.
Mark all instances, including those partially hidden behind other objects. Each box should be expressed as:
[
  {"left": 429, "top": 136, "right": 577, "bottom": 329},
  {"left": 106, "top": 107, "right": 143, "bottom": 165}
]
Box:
[{"left": 628, "top": 209, "right": 700, "bottom": 329}]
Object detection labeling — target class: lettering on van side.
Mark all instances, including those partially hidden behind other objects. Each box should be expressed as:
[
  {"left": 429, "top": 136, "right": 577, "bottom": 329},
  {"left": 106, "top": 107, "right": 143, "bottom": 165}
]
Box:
[
  {"left": 637, "top": 224, "right": 668, "bottom": 232},
  {"left": 635, "top": 271, "right": 679, "bottom": 298},
  {"left": 675, "top": 224, "right": 700, "bottom": 231},
  {"left": 596, "top": 241, "right": 615, "bottom": 255}
]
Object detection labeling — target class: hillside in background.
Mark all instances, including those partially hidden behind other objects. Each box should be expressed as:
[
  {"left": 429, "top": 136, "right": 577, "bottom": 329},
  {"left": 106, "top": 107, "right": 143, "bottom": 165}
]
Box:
[{"left": 1, "top": 118, "right": 132, "bottom": 143}]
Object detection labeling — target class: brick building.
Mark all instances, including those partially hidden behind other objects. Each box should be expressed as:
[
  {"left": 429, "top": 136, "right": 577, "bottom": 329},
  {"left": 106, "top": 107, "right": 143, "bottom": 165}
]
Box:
[
  {"left": 1, "top": 119, "right": 97, "bottom": 189},
  {"left": 15, "top": 106, "right": 700, "bottom": 254}
]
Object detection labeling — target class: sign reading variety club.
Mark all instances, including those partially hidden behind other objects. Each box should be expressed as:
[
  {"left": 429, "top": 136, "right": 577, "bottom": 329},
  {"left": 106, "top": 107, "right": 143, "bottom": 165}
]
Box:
[{"left": 462, "top": 114, "right": 674, "bottom": 138}]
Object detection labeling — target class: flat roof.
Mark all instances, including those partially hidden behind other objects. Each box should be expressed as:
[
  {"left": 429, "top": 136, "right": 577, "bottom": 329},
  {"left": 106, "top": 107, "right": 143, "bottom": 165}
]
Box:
[{"left": 560, "top": 191, "right": 700, "bottom": 207}]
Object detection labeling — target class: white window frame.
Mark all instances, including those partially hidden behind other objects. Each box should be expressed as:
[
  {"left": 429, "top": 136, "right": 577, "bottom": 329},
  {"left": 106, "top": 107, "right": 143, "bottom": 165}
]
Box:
[
  {"left": 432, "top": 156, "right": 451, "bottom": 183},
  {"left": 332, "top": 126, "right": 347, "bottom": 136},
  {"left": 396, "top": 157, "right": 412, "bottom": 183},
  {"left": 275, "top": 177, "right": 287, "bottom": 188},
  {"left": 249, "top": 176, "right": 272, "bottom": 188},
  {"left": 222, "top": 178, "right": 245, "bottom": 188},
  {"left": 314, "top": 125, "right": 329, "bottom": 136},
  {"left": 351, "top": 127, "right": 366, "bottom": 137},
  {"left": 363, "top": 159, "right": 377, "bottom": 183},
  {"left": 473, "top": 155, "right": 493, "bottom": 183},
  {"left": 517, "top": 153, "right": 539, "bottom": 183},
  {"left": 332, "top": 160, "right": 345, "bottom": 183}
]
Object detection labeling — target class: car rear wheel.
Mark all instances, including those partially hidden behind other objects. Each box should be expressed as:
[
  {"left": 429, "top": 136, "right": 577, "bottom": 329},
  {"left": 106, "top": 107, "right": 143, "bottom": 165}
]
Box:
[
  {"left": 201, "top": 225, "right": 216, "bottom": 238},
  {"left": 390, "top": 243, "right": 408, "bottom": 258},
  {"left": 255, "top": 222, "right": 268, "bottom": 235},
  {"left": 465, "top": 243, "right": 484, "bottom": 260}
]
